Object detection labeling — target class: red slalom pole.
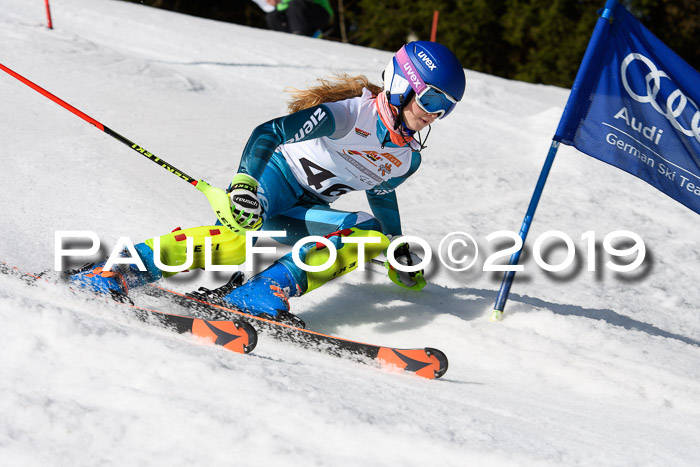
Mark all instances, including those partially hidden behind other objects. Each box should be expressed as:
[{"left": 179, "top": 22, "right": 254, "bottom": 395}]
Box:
[
  {"left": 45, "top": 0, "right": 53, "bottom": 29},
  {"left": 430, "top": 10, "right": 439, "bottom": 42},
  {"left": 0, "top": 62, "right": 199, "bottom": 186}
]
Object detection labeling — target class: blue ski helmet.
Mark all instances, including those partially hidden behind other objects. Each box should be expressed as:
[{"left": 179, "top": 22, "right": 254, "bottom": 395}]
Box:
[{"left": 383, "top": 41, "right": 465, "bottom": 119}]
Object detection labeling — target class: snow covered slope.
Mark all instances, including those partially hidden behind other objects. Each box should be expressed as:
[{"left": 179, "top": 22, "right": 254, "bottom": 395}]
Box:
[{"left": 1, "top": 0, "right": 699, "bottom": 465}]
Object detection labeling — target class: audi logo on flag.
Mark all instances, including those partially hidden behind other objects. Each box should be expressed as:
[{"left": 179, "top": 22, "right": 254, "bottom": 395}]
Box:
[{"left": 621, "top": 53, "right": 700, "bottom": 143}]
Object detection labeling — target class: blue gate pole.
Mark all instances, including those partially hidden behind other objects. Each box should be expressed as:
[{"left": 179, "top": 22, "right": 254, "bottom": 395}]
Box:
[
  {"left": 491, "top": 140, "right": 561, "bottom": 321},
  {"left": 490, "top": 0, "right": 619, "bottom": 321}
]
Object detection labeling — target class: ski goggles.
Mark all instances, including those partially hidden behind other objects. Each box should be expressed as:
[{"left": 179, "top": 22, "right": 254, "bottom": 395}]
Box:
[
  {"left": 394, "top": 45, "right": 458, "bottom": 119},
  {"left": 414, "top": 85, "right": 457, "bottom": 118}
]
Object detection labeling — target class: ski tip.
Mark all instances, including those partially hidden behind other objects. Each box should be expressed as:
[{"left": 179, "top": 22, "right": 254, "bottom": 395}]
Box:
[
  {"left": 376, "top": 347, "right": 449, "bottom": 380},
  {"left": 192, "top": 319, "right": 258, "bottom": 354}
]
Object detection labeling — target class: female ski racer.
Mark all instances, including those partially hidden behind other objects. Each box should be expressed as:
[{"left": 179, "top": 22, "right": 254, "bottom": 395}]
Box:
[{"left": 70, "top": 41, "right": 466, "bottom": 326}]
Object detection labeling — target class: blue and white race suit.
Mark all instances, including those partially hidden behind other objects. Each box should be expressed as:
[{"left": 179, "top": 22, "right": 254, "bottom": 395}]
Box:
[{"left": 235, "top": 88, "right": 422, "bottom": 242}]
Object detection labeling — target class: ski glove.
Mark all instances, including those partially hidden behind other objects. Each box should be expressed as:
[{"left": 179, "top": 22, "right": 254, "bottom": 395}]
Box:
[
  {"left": 386, "top": 242, "right": 426, "bottom": 291},
  {"left": 228, "top": 173, "right": 263, "bottom": 231}
]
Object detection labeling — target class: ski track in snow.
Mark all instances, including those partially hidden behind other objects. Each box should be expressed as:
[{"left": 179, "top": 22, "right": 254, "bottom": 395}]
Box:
[{"left": 1, "top": 0, "right": 699, "bottom": 465}]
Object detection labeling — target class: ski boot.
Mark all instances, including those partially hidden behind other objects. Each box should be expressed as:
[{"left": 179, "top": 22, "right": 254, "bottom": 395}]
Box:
[
  {"left": 65, "top": 243, "right": 162, "bottom": 302},
  {"left": 211, "top": 262, "right": 306, "bottom": 328},
  {"left": 191, "top": 227, "right": 389, "bottom": 327}
]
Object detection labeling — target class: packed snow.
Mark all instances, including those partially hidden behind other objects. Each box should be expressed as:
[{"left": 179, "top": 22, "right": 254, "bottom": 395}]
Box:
[{"left": 1, "top": 0, "right": 699, "bottom": 465}]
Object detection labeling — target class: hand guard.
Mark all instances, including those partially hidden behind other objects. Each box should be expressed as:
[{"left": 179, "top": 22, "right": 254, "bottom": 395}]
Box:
[
  {"left": 228, "top": 173, "right": 263, "bottom": 231},
  {"left": 386, "top": 242, "right": 427, "bottom": 291}
]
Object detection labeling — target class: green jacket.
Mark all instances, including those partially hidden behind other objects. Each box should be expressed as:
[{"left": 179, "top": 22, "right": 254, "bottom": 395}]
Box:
[{"left": 276, "top": 0, "right": 333, "bottom": 19}]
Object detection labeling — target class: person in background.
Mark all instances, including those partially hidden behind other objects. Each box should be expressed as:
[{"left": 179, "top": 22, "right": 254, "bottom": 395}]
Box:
[{"left": 265, "top": 0, "right": 333, "bottom": 37}]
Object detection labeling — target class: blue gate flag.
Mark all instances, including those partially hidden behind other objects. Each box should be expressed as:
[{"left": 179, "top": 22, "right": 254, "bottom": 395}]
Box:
[
  {"left": 493, "top": 1, "right": 700, "bottom": 319},
  {"left": 555, "top": 3, "right": 700, "bottom": 214}
]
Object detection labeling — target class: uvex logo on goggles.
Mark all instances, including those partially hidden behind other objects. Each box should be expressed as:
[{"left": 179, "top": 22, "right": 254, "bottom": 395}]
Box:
[
  {"left": 395, "top": 46, "right": 456, "bottom": 118},
  {"left": 396, "top": 46, "right": 427, "bottom": 95}
]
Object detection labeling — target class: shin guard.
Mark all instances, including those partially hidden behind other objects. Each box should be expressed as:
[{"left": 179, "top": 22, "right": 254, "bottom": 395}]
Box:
[
  {"left": 281, "top": 228, "right": 390, "bottom": 294},
  {"left": 145, "top": 226, "right": 247, "bottom": 277}
]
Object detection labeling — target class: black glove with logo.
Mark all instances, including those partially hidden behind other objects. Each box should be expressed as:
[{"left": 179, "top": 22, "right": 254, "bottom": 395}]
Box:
[{"left": 386, "top": 241, "right": 426, "bottom": 290}]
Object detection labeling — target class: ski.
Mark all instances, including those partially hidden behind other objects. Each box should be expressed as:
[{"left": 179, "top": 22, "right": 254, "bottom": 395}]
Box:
[
  {"left": 142, "top": 279, "right": 448, "bottom": 379},
  {"left": 1, "top": 261, "right": 447, "bottom": 377},
  {"left": 126, "top": 305, "right": 257, "bottom": 355},
  {"left": 0, "top": 262, "right": 257, "bottom": 355}
]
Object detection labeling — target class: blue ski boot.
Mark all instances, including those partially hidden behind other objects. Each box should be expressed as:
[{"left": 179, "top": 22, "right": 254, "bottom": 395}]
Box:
[
  {"left": 66, "top": 243, "right": 162, "bottom": 301},
  {"left": 216, "top": 227, "right": 390, "bottom": 327},
  {"left": 219, "top": 262, "right": 305, "bottom": 328}
]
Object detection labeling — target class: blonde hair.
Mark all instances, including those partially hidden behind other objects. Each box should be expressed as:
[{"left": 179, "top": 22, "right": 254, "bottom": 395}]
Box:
[{"left": 286, "top": 74, "right": 383, "bottom": 113}]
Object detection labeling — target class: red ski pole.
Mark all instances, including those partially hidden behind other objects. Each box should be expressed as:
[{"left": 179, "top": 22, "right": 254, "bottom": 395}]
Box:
[
  {"left": 0, "top": 62, "right": 245, "bottom": 234},
  {"left": 0, "top": 62, "right": 198, "bottom": 185}
]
